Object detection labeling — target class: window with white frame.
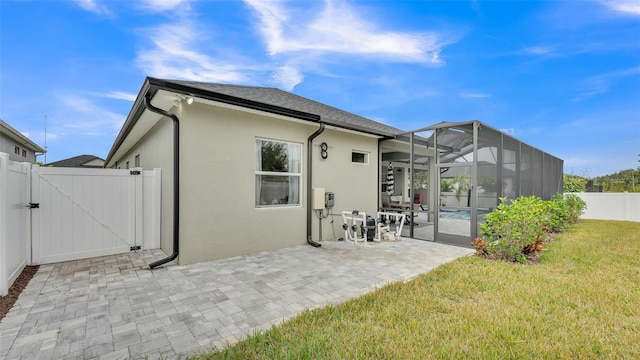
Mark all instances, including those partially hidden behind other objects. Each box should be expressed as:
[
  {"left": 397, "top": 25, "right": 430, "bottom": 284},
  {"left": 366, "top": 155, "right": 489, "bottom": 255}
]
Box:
[
  {"left": 352, "top": 151, "right": 369, "bottom": 165},
  {"left": 255, "top": 139, "right": 302, "bottom": 207},
  {"left": 14, "top": 146, "right": 20, "bottom": 155}
]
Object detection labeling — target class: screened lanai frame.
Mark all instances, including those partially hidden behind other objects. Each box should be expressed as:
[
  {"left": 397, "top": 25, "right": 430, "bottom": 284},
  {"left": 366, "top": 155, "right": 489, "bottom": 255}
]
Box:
[{"left": 394, "top": 120, "right": 564, "bottom": 247}]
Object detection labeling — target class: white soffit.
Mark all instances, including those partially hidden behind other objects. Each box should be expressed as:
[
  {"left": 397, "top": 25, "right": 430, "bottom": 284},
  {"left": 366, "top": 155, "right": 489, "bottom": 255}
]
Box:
[{"left": 110, "top": 90, "right": 177, "bottom": 163}]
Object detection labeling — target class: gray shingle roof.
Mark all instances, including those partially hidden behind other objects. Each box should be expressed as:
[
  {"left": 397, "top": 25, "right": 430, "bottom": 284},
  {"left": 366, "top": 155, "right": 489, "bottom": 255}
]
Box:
[
  {"left": 46, "top": 154, "right": 104, "bottom": 168},
  {"left": 163, "top": 79, "right": 404, "bottom": 137}
]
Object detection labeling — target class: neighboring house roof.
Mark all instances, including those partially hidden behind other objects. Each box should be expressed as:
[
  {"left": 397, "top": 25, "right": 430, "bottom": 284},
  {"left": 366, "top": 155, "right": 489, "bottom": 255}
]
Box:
[
  {"left": 106, "top": 77, "right": 405, "bottom": 166},
  {"left": 0, "top": 118, "right": 46, "bottom": 153},
  {"left": 46, "top": 155, "right": 105, "bottom": 168}
]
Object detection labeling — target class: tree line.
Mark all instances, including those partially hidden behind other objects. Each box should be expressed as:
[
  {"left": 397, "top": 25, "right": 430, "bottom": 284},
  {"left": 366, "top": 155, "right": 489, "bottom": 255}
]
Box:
[{"left": 564, "top": 154, "right": 640, "bottom": 193}]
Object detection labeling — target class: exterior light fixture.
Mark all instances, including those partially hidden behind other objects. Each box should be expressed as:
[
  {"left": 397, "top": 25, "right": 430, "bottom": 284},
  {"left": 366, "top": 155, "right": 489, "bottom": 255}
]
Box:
[{"left": 173, "top": 94, "right": 193, "bottom": 106}]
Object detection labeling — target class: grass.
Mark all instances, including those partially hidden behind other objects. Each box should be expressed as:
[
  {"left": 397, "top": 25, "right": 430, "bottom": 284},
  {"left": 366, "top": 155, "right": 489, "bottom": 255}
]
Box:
[{"left": 195, "top": 220, "right": 640, "bottom": 359}]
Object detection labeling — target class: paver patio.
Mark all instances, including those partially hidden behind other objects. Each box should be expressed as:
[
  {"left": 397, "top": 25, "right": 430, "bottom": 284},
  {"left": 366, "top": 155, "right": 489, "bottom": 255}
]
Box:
[{"left": 0, "top": 239, "right": 473, "bottom": 360}]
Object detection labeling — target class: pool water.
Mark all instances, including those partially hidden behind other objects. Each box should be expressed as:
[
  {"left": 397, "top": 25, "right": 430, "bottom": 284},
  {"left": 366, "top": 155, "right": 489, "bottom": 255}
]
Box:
[{"left": 439, "top": 209, "right": 488, "bottom": 220}]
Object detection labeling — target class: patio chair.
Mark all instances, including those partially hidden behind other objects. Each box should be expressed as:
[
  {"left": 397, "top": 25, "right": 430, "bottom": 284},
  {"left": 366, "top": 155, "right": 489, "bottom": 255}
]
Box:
[{"left": 414, "top": 193, "right": 426, "bottom": 211}]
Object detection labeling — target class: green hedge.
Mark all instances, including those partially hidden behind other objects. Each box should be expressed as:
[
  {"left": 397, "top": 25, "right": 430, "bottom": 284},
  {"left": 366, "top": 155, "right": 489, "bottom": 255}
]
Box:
[{"left": 475, "top": 194, "right": 586, "bottom": 263}]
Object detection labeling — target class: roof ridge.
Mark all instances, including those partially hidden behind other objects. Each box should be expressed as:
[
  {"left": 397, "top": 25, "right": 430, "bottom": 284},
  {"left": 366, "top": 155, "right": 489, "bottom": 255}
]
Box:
[{"left": 161, "top": 79, "right": 282, "bottom": 92}]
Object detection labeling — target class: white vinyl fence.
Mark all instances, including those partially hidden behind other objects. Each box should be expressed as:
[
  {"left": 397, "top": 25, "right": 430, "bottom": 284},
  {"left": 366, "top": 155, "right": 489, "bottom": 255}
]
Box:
[
  {"left": 1, "top": 152, "right": 161, "bottom": 295},
  {"left": 0, "top": 153, "right": 31, "bottom": 296},
  {"left": 574, "top": 192, "right": 640, "bottom": 222}
]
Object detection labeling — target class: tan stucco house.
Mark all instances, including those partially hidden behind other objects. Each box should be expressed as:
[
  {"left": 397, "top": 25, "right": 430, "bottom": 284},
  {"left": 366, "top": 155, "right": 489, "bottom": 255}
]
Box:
[
  {"left": 105, "top": 77, "right": 405, "bottom": 267},
  {"left": 106, "top": 78, "right": 563, "bottom": 267},
  {"left": 0, "top": 119, "right": 45, "bottom": 164}
]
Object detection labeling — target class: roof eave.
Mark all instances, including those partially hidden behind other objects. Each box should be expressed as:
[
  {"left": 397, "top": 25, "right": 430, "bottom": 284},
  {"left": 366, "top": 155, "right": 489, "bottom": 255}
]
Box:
[
  {"left": 148, "top": 77, "right": 322, "bottom": 123},
  {"left": 106, "top": 77, "right": 396, "bottom": 166},
  {"left": 0, "top": 119, "right": 46, "bottom": 153},
  {"left": 106, "top": 77, "right": 323, "bottom": 167},
  {"left": 105, "top": 78, "right": 153, "bottom": 166}
]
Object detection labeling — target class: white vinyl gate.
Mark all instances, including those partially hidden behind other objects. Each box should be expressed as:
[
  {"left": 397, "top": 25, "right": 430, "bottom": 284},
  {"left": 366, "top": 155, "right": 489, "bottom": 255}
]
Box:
[
  {"left": 30, "top": 166, "right": 161, "bottom": 265},
  {"left": 0, "top": 154, "right": 163, "bottom": 294},
  {"left": 0, "top": 154, "right": 31, "bottom": 295}
]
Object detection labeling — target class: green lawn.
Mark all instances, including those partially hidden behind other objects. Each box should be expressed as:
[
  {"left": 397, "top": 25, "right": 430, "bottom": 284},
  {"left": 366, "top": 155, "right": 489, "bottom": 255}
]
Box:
[{"left": 196, "top": 220, "right": 640, "bottom": 359}]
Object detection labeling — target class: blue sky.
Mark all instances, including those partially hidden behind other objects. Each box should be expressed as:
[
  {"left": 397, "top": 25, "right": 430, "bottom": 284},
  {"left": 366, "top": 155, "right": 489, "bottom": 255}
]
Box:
[{"left": 1, "top": 0, "right": 638, "bottom": 177}]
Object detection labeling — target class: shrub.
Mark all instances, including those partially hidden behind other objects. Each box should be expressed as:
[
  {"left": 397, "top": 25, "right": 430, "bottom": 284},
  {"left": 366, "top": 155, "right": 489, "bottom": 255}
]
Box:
[
  {"left": 477, "top": 193, "right": 586, "bottom": 263},
  {"left": 564, "top": 193, "right": 586, "bottom": 223},
  {"left": 472, "top": 237, "right": 488, "bottom": 255},
  {"left": 480, "top": 196, "right": 547, "bottom": 263},
  {"left": 547, "top": 193, "right": 571, "bottom": 233}
]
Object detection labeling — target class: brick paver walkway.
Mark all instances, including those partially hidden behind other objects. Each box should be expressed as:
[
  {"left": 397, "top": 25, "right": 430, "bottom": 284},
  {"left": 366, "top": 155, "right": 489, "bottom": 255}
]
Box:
[{"left": 0, "top": 239, "right": 473, "bottom": 359}]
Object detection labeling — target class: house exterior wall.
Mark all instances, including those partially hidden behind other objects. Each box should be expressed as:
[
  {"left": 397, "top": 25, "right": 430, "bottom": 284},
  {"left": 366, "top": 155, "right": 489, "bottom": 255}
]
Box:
[
  {"left": 180, "top": 103, "right": 380, "bottom": 264},
  {"left": 312, "top": 129, "right": 379, "bottom": 240},
  {"left": 0, "top": 133, "right": 37, "bottom": 164},
  {"left": 178, "top": 103, "right": 311, "bottom": 264},
  {"left": 111, "top": 101, "right": 381, "bottom": 265},
  {"left": 112, "top": 115, "right": 174, "bottom": 254}
]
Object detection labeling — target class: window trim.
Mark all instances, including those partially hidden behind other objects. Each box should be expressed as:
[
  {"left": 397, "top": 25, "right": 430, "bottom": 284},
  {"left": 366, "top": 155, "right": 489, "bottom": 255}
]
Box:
[
  {"left": 255, "top": 138, "right": 303, "bottom": 208},
  {"left": 14, "top": 146, "right": 20, "bottom": 155},
  {"left": 351, "top": 150, "right": 370, "bottom": 165}
]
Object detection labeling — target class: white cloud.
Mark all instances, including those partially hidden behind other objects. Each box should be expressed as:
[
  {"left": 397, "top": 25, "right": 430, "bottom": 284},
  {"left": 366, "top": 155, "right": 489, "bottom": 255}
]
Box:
[
  {"left": 616, "top": 65, "right": 640, "bottom": 76},
  {"left": 95, "top": 91, "right": 138, "bottom": 102},
  {"left": 138, "top": 0, "right": 193, "bottom": 13},
  {"left": 135, "top": 23, "right": 250, "bottom": 83},
  {"left": 459, "top": 92, "right": 491, "bottom": 99},
  {"left": 242, "top": 0, "right": 291, "bottom": 56},
  {"left": 598, "top": 0, "right": 640, "bottom": 16},
  {"left": 243, "top": 0, "right": 450, "bottom": 64},
  {"left": 132, "top": 0, "right": 458, "bottom": 91},
  {"left": 574, "top": 65, "right": 640, "bottom": 100},
  {"left": 23, "top": 130, "right": 58, "bottom": 151},
  {"left": 522, "top": 45, "right": 556, "bottom": 56},
  {"left": 574, "top": 81, "right": 609, "bottom": 100},
  {"left": 563, "top": 155, "right": 599, "bottom": 168},
  {"left": 57, "top": 94, "right": 126, "bottom": 135},
  {"left": 561, "top": 153, "right": 629, "bottom": 178},
  {"left": 70, "top": 0, "right": 111, "bottom": 15},
  {"left": 272, "top": 65, "right": 303, "bottom": 91}
]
